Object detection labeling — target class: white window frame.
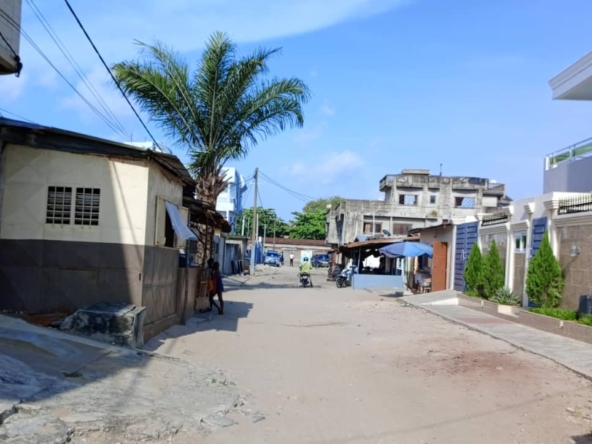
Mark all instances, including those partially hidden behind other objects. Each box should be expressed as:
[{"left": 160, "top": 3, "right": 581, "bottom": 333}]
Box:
[{"left": 514, "top": 231, "right": 527, "bottom": 253}]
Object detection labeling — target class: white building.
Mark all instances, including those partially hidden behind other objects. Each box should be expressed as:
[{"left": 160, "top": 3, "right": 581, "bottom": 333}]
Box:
[
  {"left": 545, "top": 51, "right": 592, "bottom": 193},
  {"left": 0, "top": 0, "right": 22, "bottom": 75},
  {"left": 216, "top": 167, "right": 248, "bottom": 234}
]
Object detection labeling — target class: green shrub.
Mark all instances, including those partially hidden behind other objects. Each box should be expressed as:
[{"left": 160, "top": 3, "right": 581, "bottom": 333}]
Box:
[
  {"left": 464, "top": 243, "right": 484, "bottom": 295},
  {"left": 490, "top": 287, "right": 521, "bottom": 306},
  {"left": 483, "top": 240, "right": 505, "bottom": 298},
  {"left": 530, "top": 307, "right": 577, "bottom": 321},
  {"left": 577, "top": 315, "right": 592, "bottom": 327},
  {"left": 526, "top": 232, "right": 564, "bottom": 308}
]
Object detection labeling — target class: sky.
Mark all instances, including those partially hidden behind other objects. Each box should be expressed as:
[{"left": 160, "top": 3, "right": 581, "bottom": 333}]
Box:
[{"left": 2, "top": 0, "right": 592, "bottom": 221}]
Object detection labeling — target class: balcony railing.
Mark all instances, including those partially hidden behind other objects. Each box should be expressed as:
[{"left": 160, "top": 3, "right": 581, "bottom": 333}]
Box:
[
  {"left": 481, "top": 213, "right": 509, "bottom": 227},
  {"left": 545, "top": 137, "right": 592, "bottom": 170},
  {"left": 557, "top": 193, "right": 592, "bottom": 215}
]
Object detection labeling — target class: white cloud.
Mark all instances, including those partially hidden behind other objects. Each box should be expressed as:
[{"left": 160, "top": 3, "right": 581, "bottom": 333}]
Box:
[
  {"left": 320, "top": 101, "right": 336, "bottom": 116},
  {"left": 19, "top": 0, "right": 411, "bottom": 74},
  {"left": 0, "top": 73, "right": 27, "bottom": 103},
  {"left": 295, "top": 123, "right": 325, "bottom": 146},
  {"left": 288, "top": 150, "right": 364, "bottom": 185},
  {"left": 59, "top": 65, "right": 135, "bottom": 124}
]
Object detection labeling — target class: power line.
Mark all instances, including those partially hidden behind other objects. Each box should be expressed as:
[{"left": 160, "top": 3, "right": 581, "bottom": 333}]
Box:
[
  {"left": 63, "top": 0, "right": 162, "bottom": 151},
  {"left": 257, "top": 187, "right": 264, "bottom": 209},
  {"left": 0, "top": 107, "right": 37, "bottom": 123},
  {"left": 0, "top": 10, "right": 130, "bottom": 136},
  {"left": 25, "top": 0, "right": 129, "bottom": 139},
  {"left": 259, "top": 171, "right": 315, "bottom": 203}
]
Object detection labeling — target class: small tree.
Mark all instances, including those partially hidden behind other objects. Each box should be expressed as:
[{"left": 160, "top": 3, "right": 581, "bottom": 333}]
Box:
[
  {"left": 526, "top": 232, "right": 564, "bottom": 308},
  {"left": 464, "top": 243, "right": 484, "bottom": 296},
  {"left": 483, "top": 240, "right": 505, "bottom": 298}
]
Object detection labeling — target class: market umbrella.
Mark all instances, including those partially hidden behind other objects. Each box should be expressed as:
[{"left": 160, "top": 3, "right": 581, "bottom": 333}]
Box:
[{"left": 379, "top": 242, "right": 433, "bottom": 258}]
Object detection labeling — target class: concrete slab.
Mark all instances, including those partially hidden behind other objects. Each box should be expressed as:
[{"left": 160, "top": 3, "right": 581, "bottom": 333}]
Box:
[{"left": 401, "top": 296, "right": 592, "bottom": 380}]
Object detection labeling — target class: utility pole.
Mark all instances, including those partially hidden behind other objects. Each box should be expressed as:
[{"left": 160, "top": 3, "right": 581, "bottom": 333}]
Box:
[
  {"left": 263, "top": 224, "right": 267, "bottom": 251},
  {"left": 241, "top": 215, "right": 245, "bottom": 237},
  {"left": 273, "top": 219, "right": 276, "bottom": 249},
  {"left": 250, "top": 168, "right": 258, "bottom": 275}
]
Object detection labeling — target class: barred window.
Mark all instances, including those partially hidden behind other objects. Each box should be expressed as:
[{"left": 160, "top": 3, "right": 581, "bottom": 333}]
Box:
[
  {"left": 46, "top": 186, "right": 72, "bottom": 224},
  {"left": 74, "top": 188, "right": 101, "bottom": 226}
]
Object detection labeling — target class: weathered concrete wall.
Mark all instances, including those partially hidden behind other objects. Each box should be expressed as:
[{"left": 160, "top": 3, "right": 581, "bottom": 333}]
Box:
[
  {"left": 559, "top": 225, "right": 592, "bottom": 309},
  {"left": 328, "top": 170, "right": 505, "bottom": 247}
]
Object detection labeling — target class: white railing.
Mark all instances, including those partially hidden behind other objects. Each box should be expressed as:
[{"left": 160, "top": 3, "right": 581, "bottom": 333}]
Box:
[{"left": 545, "top": 137, "right": 592, "bottom": 170}]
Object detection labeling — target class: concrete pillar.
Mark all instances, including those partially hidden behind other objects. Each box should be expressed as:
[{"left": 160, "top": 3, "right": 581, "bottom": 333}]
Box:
[{"left": 522, "top": 202, "right": 535, "bottom": 308}]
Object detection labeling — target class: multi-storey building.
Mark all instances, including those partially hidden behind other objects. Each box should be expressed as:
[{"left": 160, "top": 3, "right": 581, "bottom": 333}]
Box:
[
  {"left": 326, "top": 169, "right": 510, "bottom": 249},
  {"left": 216, "top": 167, "right": 248, "bottom": 234},
  {"left": 0, "top": 0, "right": 23, "bottom": 76},
  {"left": 546, "top": 51, "right": 592, "bottom": 193}
]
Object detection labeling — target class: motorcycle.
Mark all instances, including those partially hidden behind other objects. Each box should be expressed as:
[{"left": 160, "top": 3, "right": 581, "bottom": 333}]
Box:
[
  {"left": 299, "top": 273, "right": 312, "bottom": 287},
  {"left": 336, "top": 266, "right": 356, "bottom": 288},
  {"left": 327, "top": 264, "right": 342, "bottom": 281}
]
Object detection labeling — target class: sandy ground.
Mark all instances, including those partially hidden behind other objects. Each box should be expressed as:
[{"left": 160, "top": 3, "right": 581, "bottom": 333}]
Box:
[{"left": 146, "top": 265, "right": 592, "bottom": 444}]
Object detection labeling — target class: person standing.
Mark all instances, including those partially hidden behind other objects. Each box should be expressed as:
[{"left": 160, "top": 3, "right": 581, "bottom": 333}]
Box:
[
  {"left": 289, "top": 252, "right": 294, "bottom": 267},
  {"left": 280, "top": 252, "right": 285, "bottom": 267}
]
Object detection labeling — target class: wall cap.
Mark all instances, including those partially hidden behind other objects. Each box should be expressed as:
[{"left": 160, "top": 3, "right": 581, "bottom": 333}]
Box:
[
  {"left": 554, "top": 212, "right": 592, "bottom": 227},
  {"left": 524, "top": 202, "right": 535, "bottom": 215}
]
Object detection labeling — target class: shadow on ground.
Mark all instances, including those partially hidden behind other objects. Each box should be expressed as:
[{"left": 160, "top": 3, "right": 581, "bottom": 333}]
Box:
[{"left": 143, "top": 301, "right": 254, "bottom": 353}]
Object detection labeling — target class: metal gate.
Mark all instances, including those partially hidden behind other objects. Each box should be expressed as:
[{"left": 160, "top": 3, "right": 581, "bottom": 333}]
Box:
[
  {"left": 530, "top": 217, "right": 547, "bottom": 258},
  {"left": 453, "top": 221, "right": 479, "bottom": 291}
]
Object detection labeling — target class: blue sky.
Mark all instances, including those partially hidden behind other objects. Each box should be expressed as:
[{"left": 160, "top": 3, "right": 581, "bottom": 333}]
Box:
[{"left": 2, "top": 0, "right": 592, "bottom": 221}]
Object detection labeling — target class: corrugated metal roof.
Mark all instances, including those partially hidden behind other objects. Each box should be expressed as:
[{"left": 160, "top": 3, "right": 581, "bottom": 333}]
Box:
[{"left": 0, "top": 117, "right": 195, "bottom": 186}]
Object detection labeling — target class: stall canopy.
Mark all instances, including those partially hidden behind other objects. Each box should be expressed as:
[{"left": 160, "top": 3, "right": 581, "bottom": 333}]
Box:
[{"left": 379, "top": 241, "right": 433, "bottom": 258}]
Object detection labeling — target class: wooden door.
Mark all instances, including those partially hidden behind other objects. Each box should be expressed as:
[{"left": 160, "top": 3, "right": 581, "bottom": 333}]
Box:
[{"left": 432, "top": 241, "right": 448, "bottom": 292}]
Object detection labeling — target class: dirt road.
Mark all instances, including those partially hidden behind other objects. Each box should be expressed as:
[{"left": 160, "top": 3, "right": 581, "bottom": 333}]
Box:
[{"left": 147, "top": 266, "right": 592, "bottom": 444}]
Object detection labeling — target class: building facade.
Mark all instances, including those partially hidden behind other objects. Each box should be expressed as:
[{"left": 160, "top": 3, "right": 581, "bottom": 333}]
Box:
[
  {"left": 326, "top": 169, "right": 510, "bottom": 249},
  {"left": 0, "top": 118, "right": 199, "bottom": 339},
  {"left": 216, "top": 167, "right": 248, "bottom": 234},
  {"left": 0, "top": 0, "right": 22, "bottom": 75},
  {"left": 545, "top": 51, "right": 592, "bottom": 193}
]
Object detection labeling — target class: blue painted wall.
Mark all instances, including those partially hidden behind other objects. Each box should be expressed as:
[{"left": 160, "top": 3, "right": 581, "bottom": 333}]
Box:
[{"left": 352, "top": 274, "right": 404, "bottom": 290}]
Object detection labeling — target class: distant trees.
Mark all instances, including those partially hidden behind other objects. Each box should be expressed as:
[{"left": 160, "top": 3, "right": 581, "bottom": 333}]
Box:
[
  {"left": 289, "top": 210, "right": 327, "bottom": 240},
  {"left": 302, "top": 197, "right": 343, "bottom": 214},
  {"left": 236, "top": 208, "right": 289, "bottom": 237}
]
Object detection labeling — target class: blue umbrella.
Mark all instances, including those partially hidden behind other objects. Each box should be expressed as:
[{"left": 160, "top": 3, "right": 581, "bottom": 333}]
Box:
[{"left": 379, "top": 242, "right": 433, "bottom": 258}]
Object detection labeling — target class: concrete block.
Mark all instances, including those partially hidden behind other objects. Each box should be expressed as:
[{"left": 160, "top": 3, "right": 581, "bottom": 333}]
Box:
[{"left": 60, "top": 302, "right": 146, "bottom": 348}]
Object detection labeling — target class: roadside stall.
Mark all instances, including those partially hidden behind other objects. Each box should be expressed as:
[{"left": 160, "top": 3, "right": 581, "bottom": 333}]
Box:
[{"left": 379, "top": 241, "right": 434, "bottom": 293}]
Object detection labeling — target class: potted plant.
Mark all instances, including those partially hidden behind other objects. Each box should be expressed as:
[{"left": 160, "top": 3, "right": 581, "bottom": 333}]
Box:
[{"left": 490, "top": 287, "right": 521, "bottom": 315}]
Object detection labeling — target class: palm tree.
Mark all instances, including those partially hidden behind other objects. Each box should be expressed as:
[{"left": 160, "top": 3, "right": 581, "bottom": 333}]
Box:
[{"left": 112, "top": 32, "right": 311, "bottom": 205}]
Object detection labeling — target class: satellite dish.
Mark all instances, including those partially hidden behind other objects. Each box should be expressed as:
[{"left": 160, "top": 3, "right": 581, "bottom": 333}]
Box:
[{"left": 383, "top": 229, "right": 392, "bottom": 236}]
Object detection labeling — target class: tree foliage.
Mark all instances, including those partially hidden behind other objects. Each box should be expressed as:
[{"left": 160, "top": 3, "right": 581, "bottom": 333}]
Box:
[
  {"left": 526, "top": 232, "right": 564, "bottom": 308},
  {"left": 303, "top": 197, "right": 343, "bottom": 214},
  {"left": 112, "top": 32, "right": 311, "bottom": 206},
  {"left": 236, "top": 208, "right": 289, "bottom": 237},
  {"left": 483, "top": 240, "right": 505, "bottom": 298},
  {"left": 289, "top": 210, "right": 327, "bottom": 240},
  {"left": 464, "top": 243, "right": 484, "bottom": 295}
]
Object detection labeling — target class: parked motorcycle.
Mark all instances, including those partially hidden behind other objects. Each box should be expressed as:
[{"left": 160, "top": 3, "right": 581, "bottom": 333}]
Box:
[
  {"left": 336, "top": 266, "right": 356, "bottom": 288},
  {"left": 299, "top": 273, "right": 312, "bottom": 288},
  {"left": 327, "top": 264, "right": 342, "bottom": 281}
]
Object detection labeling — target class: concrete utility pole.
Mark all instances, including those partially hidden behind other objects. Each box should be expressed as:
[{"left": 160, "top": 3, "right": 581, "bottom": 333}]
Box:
[
  {"left": 241, "top": 216, "right": 245, "bottom": 236},
  {"left": 250, "top": 168, "right": 259, "bottom": 275},
  {"left": 273, "top": 219, "right": 276, "bottom": 249}
]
